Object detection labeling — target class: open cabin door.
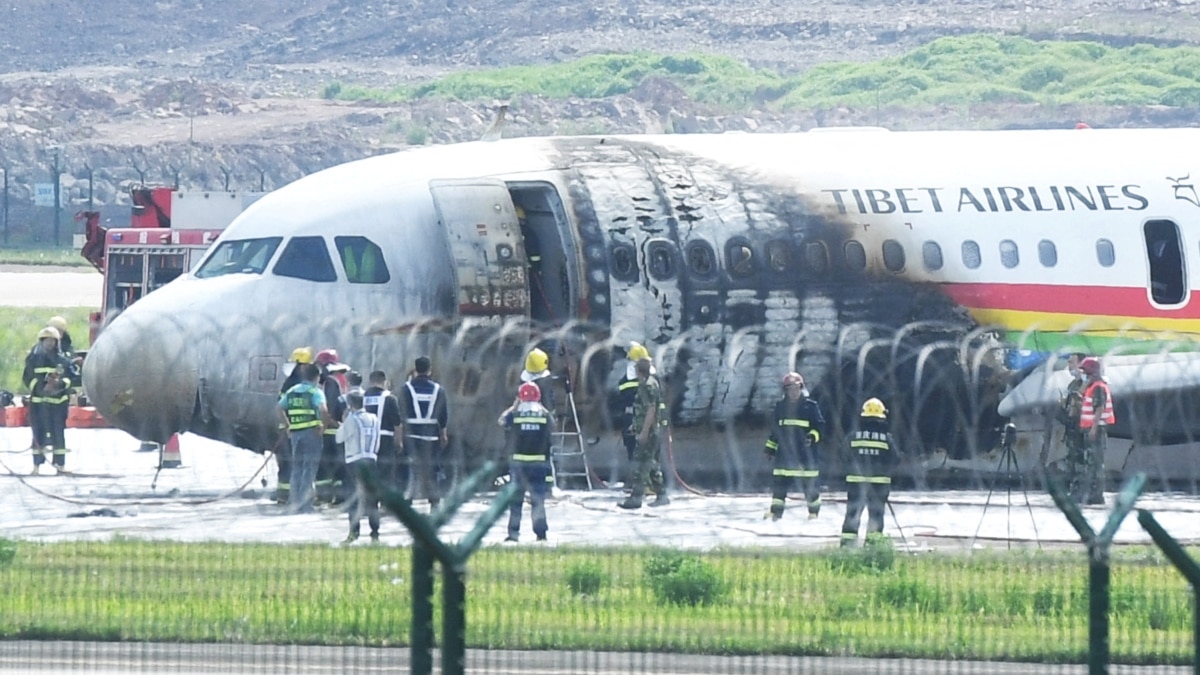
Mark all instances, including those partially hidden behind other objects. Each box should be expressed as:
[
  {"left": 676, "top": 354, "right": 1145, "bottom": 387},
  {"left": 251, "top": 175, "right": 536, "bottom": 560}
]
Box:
[{"left": 430, "top": 180, "right": 530, "bottom": 320}]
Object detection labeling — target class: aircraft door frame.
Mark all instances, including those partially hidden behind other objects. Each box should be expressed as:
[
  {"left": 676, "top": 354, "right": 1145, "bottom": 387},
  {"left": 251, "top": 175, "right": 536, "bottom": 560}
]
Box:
[
  {"left": 429, "top": 179, "right": 531, "bottom": 320},
  {"left": 1142, "top": 218, "right": 1188, "bottom": 307}
]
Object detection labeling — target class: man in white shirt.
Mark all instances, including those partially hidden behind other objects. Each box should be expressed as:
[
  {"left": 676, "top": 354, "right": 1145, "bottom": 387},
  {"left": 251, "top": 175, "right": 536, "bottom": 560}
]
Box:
[{"left": 336, "top": 389, "right": 381, "bottom": 543}]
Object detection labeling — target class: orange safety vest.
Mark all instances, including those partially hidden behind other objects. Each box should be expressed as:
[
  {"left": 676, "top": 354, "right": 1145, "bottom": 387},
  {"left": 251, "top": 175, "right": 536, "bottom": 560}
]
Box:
[{"left": 1079, "top": 380, "right": 1115, "bottom": 429}]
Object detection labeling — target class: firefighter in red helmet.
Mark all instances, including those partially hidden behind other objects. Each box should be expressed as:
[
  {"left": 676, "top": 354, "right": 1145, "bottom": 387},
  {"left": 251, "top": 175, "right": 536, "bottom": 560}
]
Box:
[
  {"left": 500, "top": 381, "right": 555, "bottom": 542},
  {"left": 315, "top": 348, "right": 350, "bottom": 504},
  {"left": 1077, "top": 357, "right": 1113, "bottom": 505}
]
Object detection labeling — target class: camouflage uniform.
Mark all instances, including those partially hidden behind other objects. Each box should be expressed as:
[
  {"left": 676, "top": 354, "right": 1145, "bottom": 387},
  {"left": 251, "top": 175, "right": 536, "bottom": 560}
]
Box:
[
  {"left": 1058, "top": 376, "right": 1086, "bottom": 500},
  {"left": 622, "top": 373, "right": 667, "bottom": 507}
]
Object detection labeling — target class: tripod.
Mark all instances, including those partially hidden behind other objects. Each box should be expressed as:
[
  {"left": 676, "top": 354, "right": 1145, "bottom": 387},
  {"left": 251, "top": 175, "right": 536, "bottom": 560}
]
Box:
[{"left": 970, "top": 423, "right": 1042, "bottom": 550}]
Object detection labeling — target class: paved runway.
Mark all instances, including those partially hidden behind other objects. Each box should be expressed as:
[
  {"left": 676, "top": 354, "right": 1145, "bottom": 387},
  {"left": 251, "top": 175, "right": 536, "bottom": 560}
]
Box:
[{"left": 0, "top": 267, "right": 100, "bottom": 308}]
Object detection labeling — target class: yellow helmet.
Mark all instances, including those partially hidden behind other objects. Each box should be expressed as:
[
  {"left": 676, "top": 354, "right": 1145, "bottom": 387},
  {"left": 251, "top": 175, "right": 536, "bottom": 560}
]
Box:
[
  {"left": 861, "top": 398, "right": 887, "bottom": 419},
  {"left": 525, "top": 348, "right": 549, "bottom": 373},
  {"left": 627, "top": 341, "right": 650, "bottom": 362},
  {"left": 47, "top": 316, "right": 68, "bottom": 332},
  {"left": 289, "top": 346, "right": 314, "bottom": 364},
  {"left": 38, "top": 326, "right": 61, "bottom": 341}
]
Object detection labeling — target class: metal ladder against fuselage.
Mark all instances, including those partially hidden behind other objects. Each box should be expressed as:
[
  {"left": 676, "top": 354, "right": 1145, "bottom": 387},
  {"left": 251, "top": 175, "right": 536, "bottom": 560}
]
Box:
[{"left": 550, "top": 388, "right": 592, "bottom": 490}]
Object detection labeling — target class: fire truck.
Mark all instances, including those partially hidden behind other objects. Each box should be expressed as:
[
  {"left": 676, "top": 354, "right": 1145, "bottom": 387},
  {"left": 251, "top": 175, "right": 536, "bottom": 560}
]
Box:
[{"left": 80, "top": 186, "right": 265, "bottom": 342}]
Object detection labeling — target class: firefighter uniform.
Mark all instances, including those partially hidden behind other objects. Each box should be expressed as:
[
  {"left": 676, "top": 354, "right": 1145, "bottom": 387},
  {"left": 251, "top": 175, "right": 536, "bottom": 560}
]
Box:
[
  {"left": 1078, "top": 358, "right": 1113, "bottom": 505},
  {"left": 23, "top": 327, "right": 73, "bottom": 472},
  {"left": 402, "top": 362, "right": 449, "bottom": 508},
  {"left": 274, "top": 347, "right": 314, "bottom": 503},
  {"left": 279, "top": 374, "right": 326, "bottom": 513},
  {"left": 315, "top": 350, "right": 348, "bottom": 504},
  {"left": 619, "top": 359, "right": 669, "bottom": 509},
  {"left": 764, "top": 373, "right": 825, "bottom": 520},
  {"left": 504, "top": 384, "right": 554, "bottom": 541},
  {"left": 840, "top": 399, "right": 899, "bottom": 547},
  {"left": 363, "top": 380, "right": 404, "bottom": 492}
]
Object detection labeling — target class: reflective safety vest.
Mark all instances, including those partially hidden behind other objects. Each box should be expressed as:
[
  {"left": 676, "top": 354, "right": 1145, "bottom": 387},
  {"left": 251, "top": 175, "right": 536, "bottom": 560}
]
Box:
[
  {"left": 511, "top": 412, "right": 551, "bottom": 463},
  {"left": 1079, "top": 380, "right": 1115, "bottom": 429},
  {"left": 364, "top": 389, "right": 394, "bottom": 437},
  {"left": 405, "top": 380, "right": 442, "bottom": 441},
  {"left": 846, "top": 424, "right": 895, "bottom": 484},
  {"left": 283, "top": 383, "right": 322, "bottom": 431}
]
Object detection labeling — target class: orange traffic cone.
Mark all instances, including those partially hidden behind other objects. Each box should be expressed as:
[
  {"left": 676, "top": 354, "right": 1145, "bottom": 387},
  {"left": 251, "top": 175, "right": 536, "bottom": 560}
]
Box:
[{"left": 159, "top": 433, "right": 182, "bottom": 469}]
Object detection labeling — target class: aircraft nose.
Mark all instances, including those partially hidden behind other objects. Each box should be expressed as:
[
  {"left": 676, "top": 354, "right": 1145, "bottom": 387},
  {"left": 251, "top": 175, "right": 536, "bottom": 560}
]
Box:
[{"left": 84, "top": 305, "right": 198, "bottom": 443}]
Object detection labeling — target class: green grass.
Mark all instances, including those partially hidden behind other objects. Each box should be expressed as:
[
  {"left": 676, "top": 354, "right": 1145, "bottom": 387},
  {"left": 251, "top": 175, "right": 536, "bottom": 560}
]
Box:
[
  {"left": 0, "top": 540, "right": 1191, "bottom": 663},
  {"left": 0, "top": 307, "right": 92, "bottom": 393},
  {"left": 325, "top": 35, "right": 1200, "bottom": 112},
  {"left": 0, "top": 247, "right": 91, "bottom": 267}
]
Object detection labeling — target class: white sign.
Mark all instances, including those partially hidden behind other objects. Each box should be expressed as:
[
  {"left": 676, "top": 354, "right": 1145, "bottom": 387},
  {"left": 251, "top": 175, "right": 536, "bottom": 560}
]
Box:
[{"left": 33, "top": 183, "right": 58, "bottom": 207}]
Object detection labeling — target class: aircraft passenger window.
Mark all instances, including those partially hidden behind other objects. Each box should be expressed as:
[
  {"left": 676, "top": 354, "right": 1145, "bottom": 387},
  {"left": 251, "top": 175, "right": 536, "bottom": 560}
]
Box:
[
  {"left": 272, "top": 236, "right": 337, "bottom": 282},
  {"left": 610, "top": 244, "right": 637, "bottom": 282},
  {"left": 844, "top": 241, "right": 866, "bottom": 271},
  {"left": 685, "top": 241, "right": 716, "bottom": 278},
  {"left": 1144, "top": 219, "right": 1186, "bottom": 305},
  {"left": 961, "top": 240, "right": 982, "bottom": 269},
  {"left": 647, "top": 241, "right": 676, "bottom": 280},
  {"left": 999, "top": 240, "right": 1019, "bottom": 269},
  {"left": 766, "top": 240, "right": 791, "bottom": 273},
  {"left": 1096, "top": 239, "right": 1116, "bottom": 268},
  {"left": 726, "top": 241, "right": 756, "bottom": 278},
  {"left": 1038, "top": 240, "right": 1058, "bottom": 267},
  {"left": 194, "top": 237, "right": 283, "bottom": 278},
  {"left": 922, "top": 241, "right": 943, "bottom": 271},
  {"left": 334, "top": 236, "right": 390, "bottom": 284},
  {"left": 882, "top": 239, "right": 905, "bottom": 272},
  {"left": 804, "top": 241, "right": 829, "bottom": 275}
]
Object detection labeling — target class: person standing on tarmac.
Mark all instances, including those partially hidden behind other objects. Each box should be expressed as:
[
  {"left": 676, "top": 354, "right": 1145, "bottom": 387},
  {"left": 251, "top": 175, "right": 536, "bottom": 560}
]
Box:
[
  {"left": 400, "top": 356, "right": 449, "bottom": 509},
  {"left": 1056, "top": 353, "right": 1087, "bottom": 500},
  {"left": 619, "top": 357, "right": 670, "bottom": 509},
  {"left": 613, "top": 342, "right": 651, "bottom": 463},
  {"left": 337, "top": 388, "right": 381, "bottom": 544},
  {"left": 763, "top": 371, "right": 825, "bottom": 521},
  {"left": 23, "top": 326, "right": 74, "bottom": 474},
  {"left": 1078, "top": 357, "right": 1113, "bottom": 505},
  {"left": 274, "top": 346, "right": 314, "bottom": 504},
  {"left": 840, "top": 398, "right": 900, "bottom": 547},
  {"left": 278, "top": 363, "right": 329, "bottom": 514},
  {"left": 501, "top": 382, "right": 555, "bottom": 542},
  {"left": 363, "top": 370, "right": 404, "bottom": 493},
  {"left": 315, "top": 349, "right": 349, "bottom": 504}
]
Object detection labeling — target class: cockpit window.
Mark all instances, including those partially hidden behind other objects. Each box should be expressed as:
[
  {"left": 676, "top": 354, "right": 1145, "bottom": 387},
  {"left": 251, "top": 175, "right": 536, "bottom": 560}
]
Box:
[
  {"left": 335, "top": 236, "right": 390, "bottom": 284},
  {"left": 194, "top": 237, "right": 282, "bottom": 278},
  {"left": 272, "top": 236, "right": 337, "bottom": 282}
]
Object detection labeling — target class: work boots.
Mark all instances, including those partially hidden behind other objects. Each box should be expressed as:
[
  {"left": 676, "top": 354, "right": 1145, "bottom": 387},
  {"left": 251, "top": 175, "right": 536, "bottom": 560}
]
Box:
[
  {"left": 650, "top": 493, "right": 671, "bottom": 507},
  {"left": 618, "top": 489, "right": 644, "bottom": 509}
]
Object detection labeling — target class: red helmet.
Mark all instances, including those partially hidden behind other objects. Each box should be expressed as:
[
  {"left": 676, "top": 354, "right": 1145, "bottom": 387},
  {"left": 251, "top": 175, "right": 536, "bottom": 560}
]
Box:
[
  {"left": 518, "top": 382, "right": 541, "bottom": 402},
  {"left": 781, "top": 372, "right": 803, "bottom": 389},
  {"left": 315, "top": 349, "right": 340, "bottom": 366},
  {"left": 1080, "top": 357, "right": 1101, "bottom": 376}
]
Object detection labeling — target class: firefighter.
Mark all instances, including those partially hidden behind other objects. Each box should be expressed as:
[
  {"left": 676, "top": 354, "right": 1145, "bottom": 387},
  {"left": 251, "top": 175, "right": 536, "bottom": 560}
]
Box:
[
  {"left": 401, "top": 356, "right": 449, "bottom": 509},
  {"left": 273, "top": 346, "right": 314, "bottom": 504},
  {"left": 763, "top": 371, "right": 825, "bottom": 521},
  {"left": 619, "top": 357, "right": 670, "bottom": 509},
  {"left": 23, "top": 326, "right": 74, "bottom": 474},
  {"left": 498, "top": 347, "right": 558, "bottom": 421},
  {"left": 315, "top": 348, "right": 349, "bottom": 504},
  {"left": 1078, "top": 357, "right": 1113, "bottom": 505},
  {"left": 1056, "top": 353, "right": 1087, "bottom": 501},
  {"left": 363, "top": 370, "right": 404, "bottom": 492},
  {"left": 613, "top": 342, "right": 650, "bottom": 462},
  {"left": 502, "top": 382, "right": 555, "bottom": 542},
  {"left": 278, "top": 363, "right": 329, "bottom": 514},
  {"left": 46, "top": 316, "right": 76, "bottom": 364},
  {"left": 840, "top": 398, "right": 899, "bottom": 547}
]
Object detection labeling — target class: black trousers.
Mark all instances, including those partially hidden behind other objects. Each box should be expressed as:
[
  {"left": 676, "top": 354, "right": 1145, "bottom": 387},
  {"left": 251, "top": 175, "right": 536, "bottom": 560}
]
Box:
[
  {"left": 769, "top": 468, "right": 820, "bottom": 517},
  {"left": 841, "top": 481, "right": 891, "bottom": 543}
]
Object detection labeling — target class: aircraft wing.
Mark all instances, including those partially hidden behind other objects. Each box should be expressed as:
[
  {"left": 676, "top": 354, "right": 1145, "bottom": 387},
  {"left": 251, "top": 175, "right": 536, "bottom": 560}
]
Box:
[{"left": 998, "top": 352, "right": 1200, "bottom": 416}]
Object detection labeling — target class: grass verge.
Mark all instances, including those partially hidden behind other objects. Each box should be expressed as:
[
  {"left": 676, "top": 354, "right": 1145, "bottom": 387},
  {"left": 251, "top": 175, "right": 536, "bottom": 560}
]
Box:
[
  {"left": 0, "top": 540, "right": 1190, "bottom": 664},
  {"left": 0, "top": 307, "right": 92, "bottom": 393},
  {"left": 0, "top": 247, "right": 90, "bottom": 268}
]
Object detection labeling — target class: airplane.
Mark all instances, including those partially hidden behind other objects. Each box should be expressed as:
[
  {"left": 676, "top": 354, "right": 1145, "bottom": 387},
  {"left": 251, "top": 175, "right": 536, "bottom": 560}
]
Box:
[{"left": 82, "top": 127, "right": 1200, "bottom": 490}]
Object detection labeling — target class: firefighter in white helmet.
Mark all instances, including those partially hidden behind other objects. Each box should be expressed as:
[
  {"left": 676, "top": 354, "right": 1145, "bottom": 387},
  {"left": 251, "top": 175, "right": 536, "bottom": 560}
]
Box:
[
  {"left": 23, "top": 326, "right": 74, "bottom": 474},
  {"left": 763, "top": 371, "right": 825, "bottom": 521},
  {"left": 840, "top": 398, "right": 899, "bottom": 547},
  {"left": 501, "top": 381, "right": 555, "bottom": 542}
]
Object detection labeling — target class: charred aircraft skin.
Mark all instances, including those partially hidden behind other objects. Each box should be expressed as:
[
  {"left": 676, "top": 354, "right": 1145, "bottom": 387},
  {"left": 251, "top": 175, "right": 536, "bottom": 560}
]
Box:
[{"left": 83, "top": 130, "right": 1199, "bottom": 487}]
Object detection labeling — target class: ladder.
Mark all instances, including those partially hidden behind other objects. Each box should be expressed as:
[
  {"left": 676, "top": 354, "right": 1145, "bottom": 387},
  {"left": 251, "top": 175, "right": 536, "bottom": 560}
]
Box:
[{"left": 550, "top": 388, "right": 593, "bottom": 490}]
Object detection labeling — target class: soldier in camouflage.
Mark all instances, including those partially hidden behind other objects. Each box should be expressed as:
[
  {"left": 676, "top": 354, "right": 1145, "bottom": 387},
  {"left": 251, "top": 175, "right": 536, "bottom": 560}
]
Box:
[{"left": 618, "top": 357, "right": 670, "bottom": 509}]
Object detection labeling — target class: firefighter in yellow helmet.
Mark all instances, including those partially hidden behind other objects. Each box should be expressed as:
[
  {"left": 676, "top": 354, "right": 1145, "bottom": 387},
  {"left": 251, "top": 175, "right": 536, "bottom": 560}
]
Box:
[
  {"left": 521, "top": 347, "right": 555, "bottom": 413},
  {"left": 840, "top": 398, "right": 899, "bottom": 547},
  {"left": 23, "top": 326, "right": 74, "bottom": 474},
  {"left": 612, "top": 342, "right": 651, "bottom": 462},
  {"left": 619, "top": 356, "right": 669, "bottom": 509},
  {"left": 46, "top": 315, "right": 75, "bottom": 362},
  {"left": 272, "top": 346, "right": 315, "bottom": 503}
]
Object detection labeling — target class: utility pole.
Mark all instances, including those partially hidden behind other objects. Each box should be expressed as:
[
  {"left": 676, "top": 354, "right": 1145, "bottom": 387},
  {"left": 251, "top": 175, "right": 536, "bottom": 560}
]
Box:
[
  {"left": 51, "top": 146, "right": 61, "bottom": 247},
  {"left": 2, "top": 167, "right": 8, "bottom": 246}
]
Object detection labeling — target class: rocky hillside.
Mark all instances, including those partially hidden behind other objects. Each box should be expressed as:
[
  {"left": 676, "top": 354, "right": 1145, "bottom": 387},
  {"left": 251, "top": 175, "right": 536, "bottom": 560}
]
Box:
[{"left": 0, "top": 0, "right": 1198, "bottom": 236}]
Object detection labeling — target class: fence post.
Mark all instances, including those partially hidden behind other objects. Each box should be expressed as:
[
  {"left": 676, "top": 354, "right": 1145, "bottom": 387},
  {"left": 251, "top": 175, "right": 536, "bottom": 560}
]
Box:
[
  {"left": 1137, "top": 509, "right": 1200, "bottom": 675},
  {"left": 1047, "top": 472, "right": 1146, "bottom": 674}
]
